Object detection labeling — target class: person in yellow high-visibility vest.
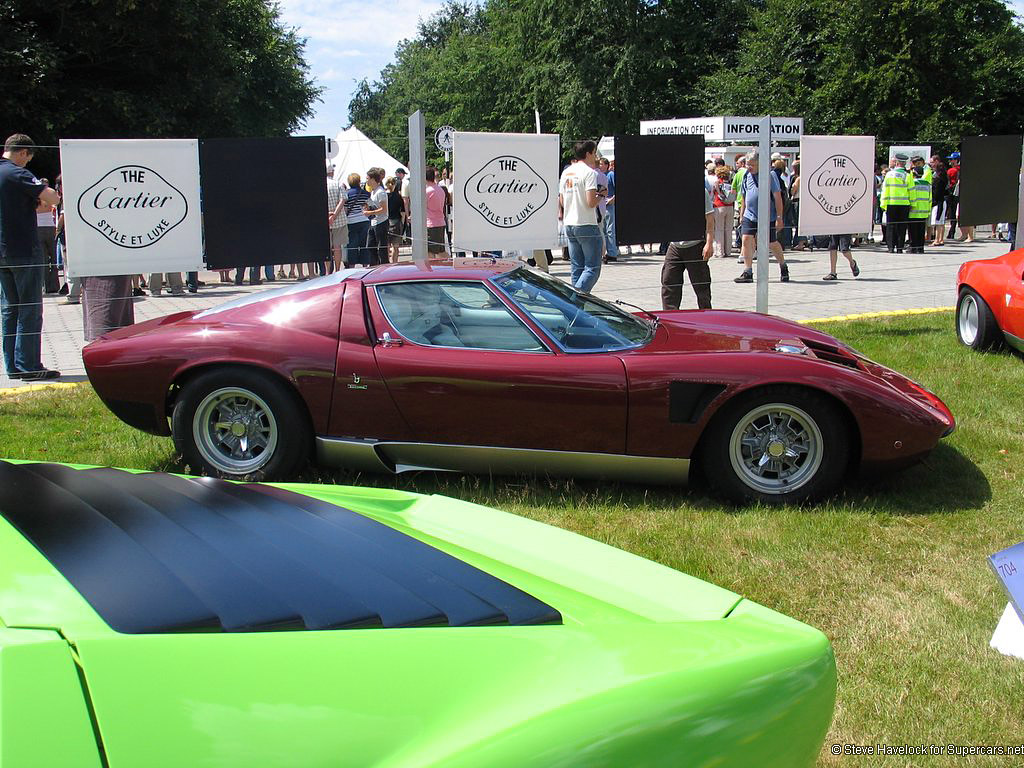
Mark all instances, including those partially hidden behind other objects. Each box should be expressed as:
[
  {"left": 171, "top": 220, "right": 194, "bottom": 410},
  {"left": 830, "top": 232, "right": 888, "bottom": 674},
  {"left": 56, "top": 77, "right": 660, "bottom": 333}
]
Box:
[
  {"left": 907, "top": 167, "right": 932, "bottom": 253},
  {"left": 880, "top": 153, "right": 912, "bottom": 252}
]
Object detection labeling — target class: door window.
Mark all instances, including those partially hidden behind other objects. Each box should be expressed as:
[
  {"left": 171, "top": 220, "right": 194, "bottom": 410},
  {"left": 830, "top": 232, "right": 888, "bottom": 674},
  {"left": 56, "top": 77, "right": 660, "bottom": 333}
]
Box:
[{"left": 375, "top": 281, "right": 547, "bottom": 352}]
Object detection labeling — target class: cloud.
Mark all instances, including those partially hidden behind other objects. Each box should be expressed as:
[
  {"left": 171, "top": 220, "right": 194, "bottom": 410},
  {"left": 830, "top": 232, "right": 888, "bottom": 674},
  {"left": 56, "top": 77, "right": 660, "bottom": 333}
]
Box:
[
  {"left": 278, "top": 0, "right": 442, "bottom": 54},
  {"left": 277, "top": 0, "right": 446, "bottom": 136}
]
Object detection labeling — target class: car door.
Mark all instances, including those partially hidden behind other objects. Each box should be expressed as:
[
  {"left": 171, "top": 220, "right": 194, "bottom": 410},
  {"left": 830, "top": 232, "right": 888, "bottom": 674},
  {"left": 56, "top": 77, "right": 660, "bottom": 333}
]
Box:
[{"left": 367, "top": 279, "right": 627, "bottom": 454}]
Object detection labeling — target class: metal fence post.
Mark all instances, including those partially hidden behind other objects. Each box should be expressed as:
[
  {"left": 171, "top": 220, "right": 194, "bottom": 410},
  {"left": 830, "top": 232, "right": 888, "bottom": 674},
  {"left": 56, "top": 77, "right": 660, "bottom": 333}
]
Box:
[{"left": 408, "top": 110, "right": 427, "bottom": 262}]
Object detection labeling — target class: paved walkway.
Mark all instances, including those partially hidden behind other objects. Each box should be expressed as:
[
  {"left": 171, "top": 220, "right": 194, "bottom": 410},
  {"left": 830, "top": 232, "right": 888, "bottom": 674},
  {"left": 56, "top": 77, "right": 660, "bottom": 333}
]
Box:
[{"left": 1, "top": 234, "right": 1010, "bottom": 390}]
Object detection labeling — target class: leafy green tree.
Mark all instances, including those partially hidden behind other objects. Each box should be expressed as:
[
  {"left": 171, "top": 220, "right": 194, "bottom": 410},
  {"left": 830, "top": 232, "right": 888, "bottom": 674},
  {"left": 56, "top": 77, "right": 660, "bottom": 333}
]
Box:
[
  {"left": 2, "top": 0, "right": 320, "bottom": 176},
  {"left": 350, "top": 0, "right": 746, "bottom": 161},
  {"left": 698, "top": 0, "right": 1024, "bottom": 147}
]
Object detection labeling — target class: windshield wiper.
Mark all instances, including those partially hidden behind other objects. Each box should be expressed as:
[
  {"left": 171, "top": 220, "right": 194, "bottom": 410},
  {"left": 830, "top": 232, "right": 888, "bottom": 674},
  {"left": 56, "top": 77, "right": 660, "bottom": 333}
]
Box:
[{"left": 615, "top": 299, "right": 660, "bottom": 329}]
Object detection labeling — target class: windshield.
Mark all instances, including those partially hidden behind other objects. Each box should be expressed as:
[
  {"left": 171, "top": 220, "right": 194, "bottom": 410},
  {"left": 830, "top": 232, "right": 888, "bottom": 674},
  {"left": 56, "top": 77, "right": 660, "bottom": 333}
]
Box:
[{"left": 493, "top": 269, "right": 654, "bottom": 352}]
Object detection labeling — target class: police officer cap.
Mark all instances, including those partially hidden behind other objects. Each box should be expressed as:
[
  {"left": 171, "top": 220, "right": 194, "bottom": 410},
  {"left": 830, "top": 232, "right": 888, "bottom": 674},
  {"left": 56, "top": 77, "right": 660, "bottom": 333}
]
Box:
[
  {"left": 947, "top": 151, "right": 960, "bottom": 159},
  {"left": 894, "top": 152, "right": 909, "bottom": 161}
]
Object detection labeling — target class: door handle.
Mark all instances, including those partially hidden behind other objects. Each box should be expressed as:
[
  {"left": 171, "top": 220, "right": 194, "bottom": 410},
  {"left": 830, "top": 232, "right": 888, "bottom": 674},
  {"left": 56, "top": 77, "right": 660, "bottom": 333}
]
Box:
[{"left": 378, "top": 332, "right": 403, "bottom": 348}]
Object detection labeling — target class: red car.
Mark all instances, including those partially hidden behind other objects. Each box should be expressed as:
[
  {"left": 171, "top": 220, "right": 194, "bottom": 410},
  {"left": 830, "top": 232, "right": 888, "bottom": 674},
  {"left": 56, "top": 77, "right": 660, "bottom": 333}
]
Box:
[
  {"left": 83, "top": 262, "right": 955, "bottom": 504},
  {"left": 956, "top": 248, "right": 1024, "bottom": 354}
]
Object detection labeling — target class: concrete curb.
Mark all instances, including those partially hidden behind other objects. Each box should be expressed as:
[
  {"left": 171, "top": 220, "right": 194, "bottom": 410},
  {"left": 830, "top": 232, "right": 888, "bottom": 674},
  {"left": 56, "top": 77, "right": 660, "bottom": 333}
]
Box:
[
  {"left": 0, "top": 381, "right": 85, "bottom": 398},
  {"left": 804, "top": 307, "right": 955, "bottom": 323}
]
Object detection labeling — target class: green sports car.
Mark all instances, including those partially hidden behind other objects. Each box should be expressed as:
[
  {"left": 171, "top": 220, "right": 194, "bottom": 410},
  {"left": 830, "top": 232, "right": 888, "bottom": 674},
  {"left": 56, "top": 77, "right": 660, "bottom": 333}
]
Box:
[{"left": 0, "top": 460, "right": 836, "bottom": 767}]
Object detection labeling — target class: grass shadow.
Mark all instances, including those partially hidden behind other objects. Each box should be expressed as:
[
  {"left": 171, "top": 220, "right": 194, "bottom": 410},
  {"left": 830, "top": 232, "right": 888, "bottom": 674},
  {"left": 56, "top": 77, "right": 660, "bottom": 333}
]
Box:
[
  {"left": 285, "top": 444, "right": 987, "bottom": 516},
  {"left": 843, "top": 443, "right": 991, "bottom": 514}
]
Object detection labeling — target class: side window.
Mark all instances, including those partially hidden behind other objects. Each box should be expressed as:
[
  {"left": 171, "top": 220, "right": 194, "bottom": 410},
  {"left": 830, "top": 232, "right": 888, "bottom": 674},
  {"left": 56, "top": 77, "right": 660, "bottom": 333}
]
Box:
[{"left": 375, "top": 282, "right": 546, "bottom": 352}]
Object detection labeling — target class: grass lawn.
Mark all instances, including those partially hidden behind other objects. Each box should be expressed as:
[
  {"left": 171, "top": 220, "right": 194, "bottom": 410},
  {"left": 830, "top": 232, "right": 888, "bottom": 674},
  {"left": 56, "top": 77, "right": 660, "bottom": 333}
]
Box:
[{"left": 2, "top": 310, "right": 1022, "bottom": 765}]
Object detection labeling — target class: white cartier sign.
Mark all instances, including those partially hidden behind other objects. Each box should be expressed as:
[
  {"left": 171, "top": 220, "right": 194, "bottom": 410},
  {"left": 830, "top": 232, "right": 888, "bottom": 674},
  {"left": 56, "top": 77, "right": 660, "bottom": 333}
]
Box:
[
  {"left": 798, "top": 135, "right": 875, "bottom": 236},
  {"left": 78, "top": 165, "right": 188, "bottom": 248},
  {"left": 453, "top": 132, "right": 559, "bottom": 251},
  {"left": 806, "top": 155, "right": 868, "bottom": 216},
  {"left": 464, "top": 156, "right": 548, "bottom": 228},
  {"left": 60, "top": 139, "right": 203, "bottom": 277}
]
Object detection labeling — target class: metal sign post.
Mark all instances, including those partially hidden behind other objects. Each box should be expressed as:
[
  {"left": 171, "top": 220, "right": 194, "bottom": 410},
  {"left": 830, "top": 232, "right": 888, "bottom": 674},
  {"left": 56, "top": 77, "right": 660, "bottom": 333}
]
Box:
[
  {"left": 756, "top": 116, "right": 771, "bottom": 314},
  {"left": 409, "top": 111, "right": 428, "bottom": 262}
]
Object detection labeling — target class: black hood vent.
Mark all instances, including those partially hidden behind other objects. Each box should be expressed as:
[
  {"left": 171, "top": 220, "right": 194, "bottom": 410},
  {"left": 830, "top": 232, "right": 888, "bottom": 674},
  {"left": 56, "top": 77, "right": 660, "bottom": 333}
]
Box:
[{"left": 0, "top": 461, "right": 561, "bottom": 633}]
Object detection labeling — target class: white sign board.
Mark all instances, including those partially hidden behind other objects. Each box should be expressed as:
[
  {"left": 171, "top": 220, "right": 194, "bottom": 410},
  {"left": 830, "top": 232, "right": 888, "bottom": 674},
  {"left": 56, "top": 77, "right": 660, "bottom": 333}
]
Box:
[
  {"left": 799, "top": 135, "right": 876, "bottom": 236},
  {"left": 453, "top": 132, "right": 559, "bottom": 252},
  {"left": 888, "top": 145, "right": 931, "bottom": 167},
  {"left": 991, "top": 603, "right": 1024, "bottom": 660},
  {"left": 60, "top": 139, "right": 203, "bottom": 277},
  {"left": 640, "top": 116, "right": 803, "bottom": 142},
  {"left": 724, "top": 116, "right": 803, "bottom": 141},
  {"left": 640, "top": 117, "right": 724, "bottom": 141}
]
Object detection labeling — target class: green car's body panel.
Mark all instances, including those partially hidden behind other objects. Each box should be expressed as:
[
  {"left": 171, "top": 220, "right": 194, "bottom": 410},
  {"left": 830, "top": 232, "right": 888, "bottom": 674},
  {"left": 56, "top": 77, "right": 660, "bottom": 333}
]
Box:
[
  {"left": 0, "top": 462, "right": 836, "bottom": 767},
  {"left": 0, "top": 628, "right": 103, "bottom": 768}
]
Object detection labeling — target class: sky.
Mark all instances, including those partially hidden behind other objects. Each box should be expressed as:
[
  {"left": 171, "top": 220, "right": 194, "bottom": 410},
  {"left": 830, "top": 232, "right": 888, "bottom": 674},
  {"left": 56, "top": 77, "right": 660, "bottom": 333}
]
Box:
[
  {"left": 280, "top": 0, "right": 1024, "bottom": 140},
  {"left": 277, "top": 0, "right": 446, "bottom": 140}
]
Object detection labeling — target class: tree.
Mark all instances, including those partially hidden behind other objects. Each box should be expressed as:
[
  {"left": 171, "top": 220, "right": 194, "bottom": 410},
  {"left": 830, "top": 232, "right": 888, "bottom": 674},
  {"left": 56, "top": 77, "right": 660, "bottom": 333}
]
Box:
[
  {"left": 1, "top": 0, "right": 320, "bottom": 177},
  {"left": 698, "top": 0, "right": 1024, "bottom": 146},
  {"left": 349, "top": 0, "right": 747, "bottom": 162}
]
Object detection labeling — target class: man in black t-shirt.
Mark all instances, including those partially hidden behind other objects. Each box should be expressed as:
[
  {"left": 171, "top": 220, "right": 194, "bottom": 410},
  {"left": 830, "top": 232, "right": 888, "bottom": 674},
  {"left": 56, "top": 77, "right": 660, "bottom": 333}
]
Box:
[{"left": 0, "top": 134, "right": 62, "bottom": 380}]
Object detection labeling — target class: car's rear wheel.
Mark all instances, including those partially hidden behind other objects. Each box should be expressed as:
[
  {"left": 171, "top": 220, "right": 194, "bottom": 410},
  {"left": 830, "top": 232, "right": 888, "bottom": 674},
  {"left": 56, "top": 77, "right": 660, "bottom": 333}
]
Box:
[
  {"left": 172, "top": 368, "right": 310, "bottom": 481},
  {"left": 956, "top": 288, "right": 1001, "bottom": 350},
  {"left": 701, "top": 386, "right": 849, "bottom": 505}
]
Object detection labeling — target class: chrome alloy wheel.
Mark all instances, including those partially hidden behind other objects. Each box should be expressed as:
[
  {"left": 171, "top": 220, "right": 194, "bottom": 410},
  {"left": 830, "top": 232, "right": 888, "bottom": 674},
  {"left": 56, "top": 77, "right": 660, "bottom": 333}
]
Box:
[
  {"left": 728, "top": 403, "right": 824, "bottom": 495},
  {"left": 192, "top": 386, "right": 278, "bottom": 474},
  {"left": 958, "top": 292, "right": 979, "bottom": 345}
]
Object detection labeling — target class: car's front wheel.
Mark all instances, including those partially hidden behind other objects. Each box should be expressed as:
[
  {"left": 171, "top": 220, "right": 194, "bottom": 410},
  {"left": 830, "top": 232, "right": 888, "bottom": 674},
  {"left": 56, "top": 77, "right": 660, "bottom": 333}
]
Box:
[
  {"left": 701, "top": 386, "right": 849, "bottom": 505},
  {"left": 956, "top": 288, "right": 1001, "bottom": 350},
  {"left": 172, "top": 368, "right": 310, "bottom": 481}
]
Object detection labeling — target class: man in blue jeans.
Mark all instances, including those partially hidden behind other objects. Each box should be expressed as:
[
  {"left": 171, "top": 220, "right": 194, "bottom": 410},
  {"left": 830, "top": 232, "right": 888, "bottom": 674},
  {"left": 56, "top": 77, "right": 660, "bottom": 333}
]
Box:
[
  {"left": 0, "top": 134, "right": 62, "bottom": 380},
  {"left": 559, "top": 140, "right": 602, "bottom": 293},
  {"left": 598, "top": 157, "right": 620, "bottom": 262}
]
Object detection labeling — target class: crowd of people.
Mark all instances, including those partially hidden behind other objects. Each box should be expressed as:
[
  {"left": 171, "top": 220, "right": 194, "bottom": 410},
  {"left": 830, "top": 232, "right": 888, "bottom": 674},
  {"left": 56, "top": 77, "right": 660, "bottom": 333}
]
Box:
[{"left": 3, "top": 128, "right": 1016, "bottom": 382}]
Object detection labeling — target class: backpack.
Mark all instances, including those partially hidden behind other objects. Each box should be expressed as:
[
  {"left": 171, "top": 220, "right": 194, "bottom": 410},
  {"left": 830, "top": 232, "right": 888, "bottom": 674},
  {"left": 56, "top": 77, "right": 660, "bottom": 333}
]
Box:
[{"left": 716, "top": 179, "right": 736, "bottom": 205}]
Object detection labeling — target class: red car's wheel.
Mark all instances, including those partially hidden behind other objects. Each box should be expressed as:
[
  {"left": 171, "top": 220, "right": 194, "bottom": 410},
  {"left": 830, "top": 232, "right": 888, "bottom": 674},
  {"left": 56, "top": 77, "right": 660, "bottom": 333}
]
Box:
[
  {"left": 172, "top": 368, "right": 311, "bottom": 481},
  {"left": 956, "top": 288, "right": 1002, "bottom": 351},
  {"left": 701, "top": 386, "right": 849, "bottom": 505}
]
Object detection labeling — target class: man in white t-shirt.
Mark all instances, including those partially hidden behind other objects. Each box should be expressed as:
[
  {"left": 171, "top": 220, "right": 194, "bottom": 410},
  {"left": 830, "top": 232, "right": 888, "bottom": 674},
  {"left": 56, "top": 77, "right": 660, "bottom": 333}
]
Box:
[{"left": 558, "top": 140, "right": 602, "bottom": 292}]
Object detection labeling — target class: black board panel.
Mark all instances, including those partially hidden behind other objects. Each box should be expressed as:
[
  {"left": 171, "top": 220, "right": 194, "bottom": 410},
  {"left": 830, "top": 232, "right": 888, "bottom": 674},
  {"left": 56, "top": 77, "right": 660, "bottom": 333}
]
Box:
[
  {"left": 200, "top": 137, "right": 329, "bottom": 269},
  {"left": 958, "top": 135, "right": 1022, "bottom": 226},
  {"left": 613, "top": 134, "right": 706, "bottom": 246}
]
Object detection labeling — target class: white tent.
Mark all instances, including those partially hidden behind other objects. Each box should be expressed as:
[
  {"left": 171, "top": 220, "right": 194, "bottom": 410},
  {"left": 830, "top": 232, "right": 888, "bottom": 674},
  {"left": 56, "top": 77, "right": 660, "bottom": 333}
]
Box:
[{"left": 330, "top": 126, "right": 407, "bottom": 181}]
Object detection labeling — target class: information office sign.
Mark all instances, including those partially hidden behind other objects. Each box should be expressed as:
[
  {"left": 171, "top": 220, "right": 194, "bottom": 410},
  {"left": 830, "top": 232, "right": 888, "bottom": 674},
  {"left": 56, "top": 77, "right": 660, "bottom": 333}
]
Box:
[
  {"left": 60, "top": 139, "right": 203, "bottom": 277},
  {"left": 798, "top": 135, "right": 875, "bottom": 236},
  {"left": 453, "top": 132, "right": 559, "bottom": 251},
  {"left": 640, "top": 116, "right": 804, "bottom": 142}
]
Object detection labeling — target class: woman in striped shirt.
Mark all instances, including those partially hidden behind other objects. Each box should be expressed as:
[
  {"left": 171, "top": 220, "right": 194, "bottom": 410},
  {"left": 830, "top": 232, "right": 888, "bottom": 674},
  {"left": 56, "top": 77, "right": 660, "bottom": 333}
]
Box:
[{"left": 344, "top": 173, "right": 371, "bottom": 266}]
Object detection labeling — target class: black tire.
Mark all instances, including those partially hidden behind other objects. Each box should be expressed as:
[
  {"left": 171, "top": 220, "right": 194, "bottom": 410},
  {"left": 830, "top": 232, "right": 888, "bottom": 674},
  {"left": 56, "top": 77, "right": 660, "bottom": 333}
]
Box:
[
  {"left": 172, "top": 367, "right": 311, "bottom": 481},
  {"left": 956, "top": 287, "right": 1002, "bottom": 351},
  {"left": 700, "top": 386, "right": 850, "bottom": 505}
]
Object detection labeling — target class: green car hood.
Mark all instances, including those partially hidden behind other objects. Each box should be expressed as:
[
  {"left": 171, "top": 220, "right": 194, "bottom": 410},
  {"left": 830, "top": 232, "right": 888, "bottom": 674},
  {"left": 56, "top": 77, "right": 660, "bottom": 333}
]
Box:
[{"left": 0, "top": 461, "right": 836, "bottom": 768}]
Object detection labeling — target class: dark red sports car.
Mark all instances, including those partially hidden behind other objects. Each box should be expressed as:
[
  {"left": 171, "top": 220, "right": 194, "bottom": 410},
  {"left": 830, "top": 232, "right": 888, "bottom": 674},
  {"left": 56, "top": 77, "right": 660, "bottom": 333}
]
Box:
[
  {"left": 956, "top": 248, "right": 1024, "bottom": 354},
  {"left": 83, "top": 262, "right": 954, "bottom": 504}
]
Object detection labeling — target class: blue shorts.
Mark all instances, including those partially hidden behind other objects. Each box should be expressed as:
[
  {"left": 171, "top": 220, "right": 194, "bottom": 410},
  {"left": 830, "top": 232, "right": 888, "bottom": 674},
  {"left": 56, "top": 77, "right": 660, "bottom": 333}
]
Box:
[{"left": 741, "top": 218, "right": 778, "bottom": 243}]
